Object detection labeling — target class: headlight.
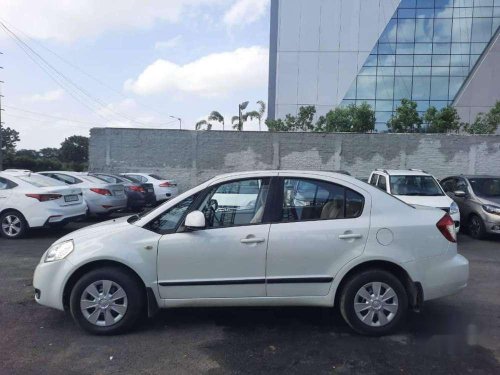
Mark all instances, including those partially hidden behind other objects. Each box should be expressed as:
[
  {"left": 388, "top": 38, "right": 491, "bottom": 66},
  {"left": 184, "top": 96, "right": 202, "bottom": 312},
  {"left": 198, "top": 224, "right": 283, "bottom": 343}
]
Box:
[
  {"left": 45, "top": 240, "right": 74, "bottom": 262},
  {"left": 483, "top": 205, "right": 500, "bottom": 215},
  {"left": 449, "top": 202, "right": 459, "bottom": 215}
]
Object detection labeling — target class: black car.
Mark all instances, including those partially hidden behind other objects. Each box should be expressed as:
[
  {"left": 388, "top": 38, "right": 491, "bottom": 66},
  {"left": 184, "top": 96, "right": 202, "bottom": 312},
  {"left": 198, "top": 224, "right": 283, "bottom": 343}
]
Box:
[{"left": 90, "top": 173, "right": 156, "bottom": 211}]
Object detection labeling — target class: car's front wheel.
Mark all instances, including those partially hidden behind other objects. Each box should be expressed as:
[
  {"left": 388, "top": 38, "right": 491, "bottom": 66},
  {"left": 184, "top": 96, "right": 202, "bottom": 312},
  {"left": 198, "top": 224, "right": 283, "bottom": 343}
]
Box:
[
  {"left": 468, "top": 214, "right": 486, "bottom": 240},
  {"left": 339, "top": 269, "right": 408, "bottom": 336},
  {"left": 0, "top": 210, "right": 29, "bottom": 239},
  {"left": 69, "top": 267, "right": 145, "bottom": 335}
]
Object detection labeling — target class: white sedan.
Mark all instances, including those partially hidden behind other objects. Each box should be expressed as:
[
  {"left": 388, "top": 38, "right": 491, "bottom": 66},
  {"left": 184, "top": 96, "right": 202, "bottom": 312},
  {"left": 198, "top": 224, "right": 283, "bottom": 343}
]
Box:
[
  {"left": 38, "top": 171, "right": 127, "bottom": 216},
  {"left": 0, "top": 171, "right": 87, "bottom": 239},
  {"left": 120, "top": 173, "right": 179, "bottom": 203},
  {"left": 33, "top": 170, "right": 468, "bottom": 335}
]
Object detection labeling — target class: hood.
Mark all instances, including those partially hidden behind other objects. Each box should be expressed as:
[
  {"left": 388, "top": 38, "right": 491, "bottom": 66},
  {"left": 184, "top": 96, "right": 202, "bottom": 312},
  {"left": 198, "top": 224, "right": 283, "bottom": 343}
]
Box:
[
  {"left": 55, "top": 215, "right": 133, "bottom": 244},
  {"left": 477, "top": 196, "right": 500, "bottom": 206},
  {"left": 394, "top": 194, "right": 452, "bottom": 209}
]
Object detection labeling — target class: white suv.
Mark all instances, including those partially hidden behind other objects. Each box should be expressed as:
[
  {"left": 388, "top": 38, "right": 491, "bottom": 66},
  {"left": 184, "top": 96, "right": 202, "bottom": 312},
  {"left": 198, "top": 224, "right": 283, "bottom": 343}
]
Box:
[
  {"left": 368, "top": 169, "right": 460, "bottom": 229},
  {"left": 33, "top": 170, "right": 468, "bottom": 336}
]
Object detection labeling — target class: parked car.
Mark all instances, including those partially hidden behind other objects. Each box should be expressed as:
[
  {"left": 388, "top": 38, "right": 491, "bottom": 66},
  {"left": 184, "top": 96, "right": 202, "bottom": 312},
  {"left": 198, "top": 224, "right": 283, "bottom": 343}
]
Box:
[
  {"left": 120, "top": 173, "right": 179, "bottom": 203},
  {"left": 33, "top": 170, "right": 468, "bottom": 335},
  {"left": 90, "top": 173, "right": 156, "bottom": 211},
  {"left": 0, "top": 171, "right": 87, "bottom": 239},
  {"left": 368, "top": 169, "right": 460, "bottom": 229},
  {"left": 38, "top": 171, "right": 127, "bottom": 217},
  {"left": 441, "top": 175, "right": 500, "bottom": 239}
]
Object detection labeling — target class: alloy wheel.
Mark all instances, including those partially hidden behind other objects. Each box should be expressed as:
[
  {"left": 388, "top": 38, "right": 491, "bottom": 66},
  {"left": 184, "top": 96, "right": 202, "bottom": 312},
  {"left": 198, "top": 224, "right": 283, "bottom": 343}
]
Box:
[
  {"left": 80, "top": 280, "right": 128, "bottom": 327},
  {"left": 354, "top": 281, "right": 399, "bottom": 327},
  {"left": 1, "top": 215, "right": 22, "bottom": 237}
]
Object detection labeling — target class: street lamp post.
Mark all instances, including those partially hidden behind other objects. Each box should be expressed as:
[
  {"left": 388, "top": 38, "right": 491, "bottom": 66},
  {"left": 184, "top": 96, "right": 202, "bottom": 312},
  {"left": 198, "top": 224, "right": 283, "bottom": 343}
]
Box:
[{"left": 169, "top": 115, "right": 182, "bottom": 130}]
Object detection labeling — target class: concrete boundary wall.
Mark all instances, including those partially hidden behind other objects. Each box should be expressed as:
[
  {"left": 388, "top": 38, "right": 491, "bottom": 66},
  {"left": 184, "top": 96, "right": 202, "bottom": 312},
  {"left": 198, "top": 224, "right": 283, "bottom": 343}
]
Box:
[{"left": 89, "top": 128, "right": 500, "bottom": 192}]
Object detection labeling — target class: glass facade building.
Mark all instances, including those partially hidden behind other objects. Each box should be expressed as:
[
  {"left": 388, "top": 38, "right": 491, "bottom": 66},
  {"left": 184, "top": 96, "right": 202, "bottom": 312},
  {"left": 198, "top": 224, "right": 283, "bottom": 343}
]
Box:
[
  {"left": 269, "top": 0, "right": 500, "bottom": 131},
  {"left": 341, "top": 0, "right": 500, "bottom": 130}
]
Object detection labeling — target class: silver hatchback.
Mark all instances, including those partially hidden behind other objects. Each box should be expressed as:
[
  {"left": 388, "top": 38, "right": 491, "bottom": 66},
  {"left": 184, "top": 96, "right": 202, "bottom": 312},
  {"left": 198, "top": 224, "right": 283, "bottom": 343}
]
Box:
[{"left": 441, "top": 175, "right": 500, "bottom": 239}]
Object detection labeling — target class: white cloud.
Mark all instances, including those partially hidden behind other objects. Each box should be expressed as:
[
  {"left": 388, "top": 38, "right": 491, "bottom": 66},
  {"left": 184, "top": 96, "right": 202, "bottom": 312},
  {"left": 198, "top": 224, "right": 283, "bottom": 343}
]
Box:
[
  {"left": 0, "top": 0, "right": 225, "bottom": 42},
  {"left": 155, "top": 35, "right": 183, "bottom": 50},
  {"left": 27, "top": 89, "right": 64, "bottom": 102},
  {"left": 124, "top": 46, "right": 268, "bottom": 97},
  {"left": 223, "top": 0, "right": 269, "bottom": 27}
]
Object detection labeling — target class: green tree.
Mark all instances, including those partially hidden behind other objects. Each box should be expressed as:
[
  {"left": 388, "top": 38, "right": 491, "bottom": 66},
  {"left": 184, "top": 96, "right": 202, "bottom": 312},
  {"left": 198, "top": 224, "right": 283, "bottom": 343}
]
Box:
[
  {"left": 15, "top": 149, "right": 40, "bottom": 159},
  {"left": 463, "top": 102, "right": 500, "bottom": 134},
  {"left": 39, "top": 147, "right": 60, "bottom": 159},
  {"left": 387, "top": 99, "right": 422, "bottom": 133},
  {"left": 208, "top": 111, "right": 224, "bottom": 130},
  {"left": 60, "top": 135, "right": 88, "bottom": 164},
  {"left": 314, "top": 103, "right": 375, "bottom": 133},
  {"left": 195, "top": 120, "right": 212, "bottom": 131},
  {"left": 245, "top": 100, "right": 266, "bottom": 131},
  {"left": 231, "top": 115, "right": 243, "bottom": 131},
  {"left": 424, "top": 106, "right": 461, "bottom": 133},
  {"left": 1, "top": 126, "right": 20, "bottom": 154}
]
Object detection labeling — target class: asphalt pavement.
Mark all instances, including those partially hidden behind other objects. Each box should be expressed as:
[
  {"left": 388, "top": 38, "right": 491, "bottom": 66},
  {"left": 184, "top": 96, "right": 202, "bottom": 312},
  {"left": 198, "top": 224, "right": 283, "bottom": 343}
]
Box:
[{"left": 1, "top": 219, "right": 499, "bottom": 374}]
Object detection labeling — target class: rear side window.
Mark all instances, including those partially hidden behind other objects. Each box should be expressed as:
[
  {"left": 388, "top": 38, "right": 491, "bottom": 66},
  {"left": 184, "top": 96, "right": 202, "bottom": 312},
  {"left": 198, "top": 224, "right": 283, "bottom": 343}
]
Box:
[
  {"left": 377, "top": 175, "right": 387, "bottom": 191},
  {"left": 0, "top": 177, "right": 17, "bottom": 190},
  {"left": 281, "top": 178, "right": 364, "bottom": 222},
  {"left": 369, "top": 174, "right": 378, "bottom": 186}
]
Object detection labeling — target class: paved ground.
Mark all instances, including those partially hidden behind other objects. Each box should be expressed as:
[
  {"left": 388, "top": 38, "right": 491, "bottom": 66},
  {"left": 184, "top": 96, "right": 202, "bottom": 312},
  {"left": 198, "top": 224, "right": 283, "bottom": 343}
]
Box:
[{"left": 1, "top": 218, "right": 500, "bottom": 375}]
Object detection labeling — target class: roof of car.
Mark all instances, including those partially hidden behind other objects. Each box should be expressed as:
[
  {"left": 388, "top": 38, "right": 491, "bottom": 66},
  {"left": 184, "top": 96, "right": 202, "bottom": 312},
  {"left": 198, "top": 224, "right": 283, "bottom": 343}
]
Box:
[
  {"left": 447, "top": 175, "right": 500, "bottom": 179},
  {"left": 373, "top": 169, "right": 431, "bottom": 176}
]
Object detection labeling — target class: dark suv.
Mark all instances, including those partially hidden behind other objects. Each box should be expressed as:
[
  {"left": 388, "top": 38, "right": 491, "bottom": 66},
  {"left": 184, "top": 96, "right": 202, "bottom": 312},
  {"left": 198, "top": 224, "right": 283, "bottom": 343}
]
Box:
[{"left": 441, "top": 175, "right": 500, "bottom": 239}]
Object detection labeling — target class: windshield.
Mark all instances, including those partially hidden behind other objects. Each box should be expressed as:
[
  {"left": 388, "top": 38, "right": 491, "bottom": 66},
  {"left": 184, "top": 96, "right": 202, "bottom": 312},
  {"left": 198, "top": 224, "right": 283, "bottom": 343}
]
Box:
[
  {"left": 389, "top": 175, "right": 444, "bottom": 196},
  {"left": 469, "top": 178, "right": 500, "bottom": 197},
  {"left": 18, "top": 174, "right": 62, "bottom": 187}
]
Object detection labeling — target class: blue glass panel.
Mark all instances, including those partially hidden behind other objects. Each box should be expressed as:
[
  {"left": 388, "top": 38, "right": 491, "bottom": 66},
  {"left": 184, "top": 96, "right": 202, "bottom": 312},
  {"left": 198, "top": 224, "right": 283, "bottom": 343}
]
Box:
[{"left": 356, "top": 76, "right": 376, "bottom": 99}]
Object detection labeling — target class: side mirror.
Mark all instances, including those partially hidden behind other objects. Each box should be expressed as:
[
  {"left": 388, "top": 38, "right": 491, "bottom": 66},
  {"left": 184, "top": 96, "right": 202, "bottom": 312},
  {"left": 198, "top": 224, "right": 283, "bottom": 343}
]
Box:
[
  {"left": 454, "top": 190, "right": 466, "bottom": 198},
  {"left": 184, "top": 211, "right": 205, "bottom": 230}
]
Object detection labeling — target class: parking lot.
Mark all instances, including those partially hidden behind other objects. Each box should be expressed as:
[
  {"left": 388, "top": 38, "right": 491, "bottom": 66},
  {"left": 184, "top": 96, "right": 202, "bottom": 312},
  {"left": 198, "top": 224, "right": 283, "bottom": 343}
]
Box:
[{"left": 1, "top": 217, "right": 499, "bottom": 375}]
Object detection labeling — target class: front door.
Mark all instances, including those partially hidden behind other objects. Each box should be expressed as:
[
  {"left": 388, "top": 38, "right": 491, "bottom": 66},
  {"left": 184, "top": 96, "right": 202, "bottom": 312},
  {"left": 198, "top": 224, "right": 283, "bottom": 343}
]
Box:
[
  {"left": 157, "top": 177, "right": 272, "bottom": 299},
  {"left": 266, "top": 176, "right": 370, "bottom": 297}
]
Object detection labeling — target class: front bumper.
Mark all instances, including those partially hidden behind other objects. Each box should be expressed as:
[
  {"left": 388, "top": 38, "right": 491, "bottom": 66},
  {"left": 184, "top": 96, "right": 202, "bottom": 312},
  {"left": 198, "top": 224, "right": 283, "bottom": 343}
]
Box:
[
  {"left": 33, "top": 258, "right": 74, "bottom": 311},
  {"left": 482, "top": 212, "right": 500, "bottom": 234}
]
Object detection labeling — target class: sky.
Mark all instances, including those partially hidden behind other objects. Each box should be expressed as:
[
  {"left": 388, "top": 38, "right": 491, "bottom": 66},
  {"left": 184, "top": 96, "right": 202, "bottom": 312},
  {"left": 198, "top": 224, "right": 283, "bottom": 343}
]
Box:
[{"left": 0, "top": 0, "right": 271, "bottom": 149}]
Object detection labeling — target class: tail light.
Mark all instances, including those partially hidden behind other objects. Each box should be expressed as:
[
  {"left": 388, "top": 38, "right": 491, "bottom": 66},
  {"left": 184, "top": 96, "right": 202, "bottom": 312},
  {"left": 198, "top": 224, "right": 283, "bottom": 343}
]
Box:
[
  {"left": 25, "top": 193, "right": 62, "bottom": 202},
  {"left": 127, "top": 185, "right": 145, "bottom": 193},
  {"left": 436, "top": 214, "right": 457, "bottom": 243},
  {"left": 160, "top": 181, "right": 175, "bottom": 187},
  {"left": 90, "top": 188, "right": 112, "bottom": 196}
]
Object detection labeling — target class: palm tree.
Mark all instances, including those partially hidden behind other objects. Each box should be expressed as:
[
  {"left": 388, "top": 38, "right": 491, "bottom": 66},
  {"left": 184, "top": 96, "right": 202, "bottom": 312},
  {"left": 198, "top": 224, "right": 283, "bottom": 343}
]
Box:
[
  {"left": 195, "top": 119, "right": 212, "bottom": 131},
  {"left": 231, "top": 115, "right": 242, "bottom": 131},
  {"left": 208, "top": 111, "right": 225, "bottom": 131},
  {"left": 256, "top": 100, "right": 266, "bottom": 131}
]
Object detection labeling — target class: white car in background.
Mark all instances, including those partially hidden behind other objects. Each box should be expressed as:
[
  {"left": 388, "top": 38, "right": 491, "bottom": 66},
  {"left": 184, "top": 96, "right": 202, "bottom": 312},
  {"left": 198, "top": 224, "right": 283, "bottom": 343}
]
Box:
[
  {"left": 368, "top": 169, "right": 461, "bottom": 229},
  {"left": 0, "top": 171, "right": 87, "bottom": 239},
  {"left": 38, "top": 171, "right": 127, "bottom": 217},
  {"left": 33, "top": 170, "right": 468, "bottom": 336},
  {"left": 121, "top": 173, "right": 179, "bottom": 203}
]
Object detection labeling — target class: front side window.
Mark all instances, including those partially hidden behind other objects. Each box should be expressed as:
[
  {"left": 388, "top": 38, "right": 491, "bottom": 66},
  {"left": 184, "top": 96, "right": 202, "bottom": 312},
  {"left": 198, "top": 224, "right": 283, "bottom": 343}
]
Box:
[
  {"left": 468, "top": 178, "right": 500, "bottom": 198},
  {"left": 197, "top": 178, "right": 270, "bottom": 228},
  {"left": 282, "top": 178, "right": 364, "bottom": 222},
  {"left": 440, "top": 178, "right": 456, "bottom": 193},
  {"left": 147, "top": 194, "right": 198, "bottom": 234},
  {"left": 389, "top": 175, "right": 444, "bottom": 196}
]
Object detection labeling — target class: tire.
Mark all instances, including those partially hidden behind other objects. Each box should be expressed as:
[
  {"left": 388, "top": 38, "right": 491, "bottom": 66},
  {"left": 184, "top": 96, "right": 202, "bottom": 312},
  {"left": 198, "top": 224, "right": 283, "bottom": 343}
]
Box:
[
  {"left": 0, "top": 210, "right": 29, "bottom": 239},
  {"left": 70, "top": 267, "right": 145, "bottom": 335},
  {"left": 468, "top": 214, "right": 486, "bottom": 240},
  {"left": 340, "top": 269, "right": 408, "bottom": 336}
]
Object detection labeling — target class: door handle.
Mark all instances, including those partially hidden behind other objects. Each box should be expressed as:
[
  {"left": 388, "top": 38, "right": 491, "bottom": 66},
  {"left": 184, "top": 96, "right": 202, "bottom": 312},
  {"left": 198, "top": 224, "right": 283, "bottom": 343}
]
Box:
[
  {"left": 240, "top": 237, "right": 266, "bottom": 244},
  {"left": 338, "top": 233, "right": 362, "bottom": 240}
]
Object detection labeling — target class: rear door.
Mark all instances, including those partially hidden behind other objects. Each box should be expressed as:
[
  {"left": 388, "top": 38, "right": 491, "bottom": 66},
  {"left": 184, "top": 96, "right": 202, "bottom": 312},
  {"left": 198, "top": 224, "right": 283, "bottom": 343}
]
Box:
[
  {"left": 0, "top": 177, "right": 15, "bottom": 209},
  {"left": 265, "top": 174, "right": 371, "bottom": 297}
]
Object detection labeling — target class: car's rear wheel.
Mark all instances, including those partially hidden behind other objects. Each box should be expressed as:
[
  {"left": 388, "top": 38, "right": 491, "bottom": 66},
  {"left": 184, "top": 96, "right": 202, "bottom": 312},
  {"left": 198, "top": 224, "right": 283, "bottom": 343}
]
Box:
[
  {"left": 70, "top": 267, "right": 145, "bottom": 335},
  {"left": 468, "top": 214, "right": 486, "bottom": 240},
  {"left": 0, "top": 210, "right": 29, "bottom": 239},
  {"left": 340, "top": 269, "right": 408, "bottom": 336}
]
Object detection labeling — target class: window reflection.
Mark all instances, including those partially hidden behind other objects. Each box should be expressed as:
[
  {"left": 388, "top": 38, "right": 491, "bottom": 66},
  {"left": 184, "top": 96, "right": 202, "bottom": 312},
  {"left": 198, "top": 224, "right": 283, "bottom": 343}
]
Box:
[{"left": 341, "top": 0, "right": 500, "bottom": 131}]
